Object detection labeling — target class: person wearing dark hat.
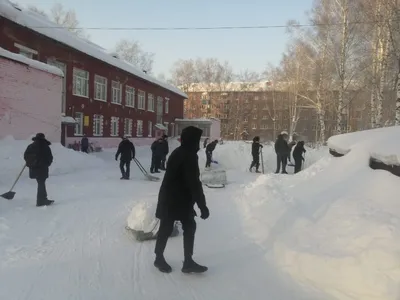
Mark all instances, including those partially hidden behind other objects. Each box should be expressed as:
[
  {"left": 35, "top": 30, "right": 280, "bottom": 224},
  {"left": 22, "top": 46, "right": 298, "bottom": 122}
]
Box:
[
  {"left": 159, "top": 134, "right": 169, "bottom": 171},
  {"left": 150, "top": 138, "right": 164, "bottom": 173},
  {"left": 205, "top": 139, "right": 218, "bottom": 168},
  {"left": 23, "top": 133, "right": 54, "bottom": 207},
  {"left": 249, "top": 136, "right": 263, "bottom": 173},
  {"left": 115, "top": 135, "right": 135, "bottom": 179},
  {"left": 154, "top": 126, "right": 209, "bottom": 274}
]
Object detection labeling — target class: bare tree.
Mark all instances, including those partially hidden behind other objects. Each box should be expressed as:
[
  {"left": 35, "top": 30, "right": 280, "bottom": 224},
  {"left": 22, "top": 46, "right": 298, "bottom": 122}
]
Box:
[
  {"left": 114, "top": 39, "right": 155, "bottom": 74},
  {"left": 27, "top": 3, "right": 89, "bottom": 39}
]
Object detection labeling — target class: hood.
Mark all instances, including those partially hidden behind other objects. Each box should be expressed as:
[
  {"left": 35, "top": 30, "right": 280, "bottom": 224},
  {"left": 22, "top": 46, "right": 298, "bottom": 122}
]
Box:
[
  {"left": 180, "top": 126, "right": 203, "bottom": 152},
  {"left": 277, "top": 134, "right": 283, "bottom": 140},
  {"left": 296, "top": 141, "right": 305, "bottom": 147},
  {"left": 32, "top": 133, "right": 51, "bottom": 145}
]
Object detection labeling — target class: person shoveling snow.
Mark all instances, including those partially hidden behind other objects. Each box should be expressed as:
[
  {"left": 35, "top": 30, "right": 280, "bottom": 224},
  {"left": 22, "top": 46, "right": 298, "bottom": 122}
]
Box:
[{"left": 126, "top": 201, "right": 179, "bottom": 241}]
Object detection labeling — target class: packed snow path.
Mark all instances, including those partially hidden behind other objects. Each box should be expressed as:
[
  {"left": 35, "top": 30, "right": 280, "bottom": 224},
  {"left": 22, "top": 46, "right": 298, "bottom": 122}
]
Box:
[{"left": 0, "top": 145, "right": 323, "bottom": 300}]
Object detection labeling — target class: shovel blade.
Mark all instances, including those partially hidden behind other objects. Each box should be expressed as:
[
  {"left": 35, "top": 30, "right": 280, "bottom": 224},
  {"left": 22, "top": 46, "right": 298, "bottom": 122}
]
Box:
[
  {"left": 146, "top": 174, "right": 160, "bottom": 181},
  {"left": 1, "top": 191, "right": 16, "bottom": 200}
]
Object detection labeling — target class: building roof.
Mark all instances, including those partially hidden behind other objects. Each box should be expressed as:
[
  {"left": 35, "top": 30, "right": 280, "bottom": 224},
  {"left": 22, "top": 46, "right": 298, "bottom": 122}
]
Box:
[
  {"left": 0, "top": 0, "right": 187, "bottom": 98},
  {"left": 0, "top": 46, "right": 64, "bottom": 76}
]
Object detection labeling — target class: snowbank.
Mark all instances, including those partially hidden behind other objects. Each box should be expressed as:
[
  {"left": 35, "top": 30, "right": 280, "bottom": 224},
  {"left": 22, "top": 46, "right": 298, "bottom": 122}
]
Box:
[
  {"left": 328, "top": 126, "right": 400, "bottom": 165},
  {"left": 0, "top": 136, "right": 103, "bottom": 187},
  {"left": 237, "top": 127, "right": 400, "bottom": 299},
  {"left": 126, "top": 200, "right": 158, "bottom": 232}
]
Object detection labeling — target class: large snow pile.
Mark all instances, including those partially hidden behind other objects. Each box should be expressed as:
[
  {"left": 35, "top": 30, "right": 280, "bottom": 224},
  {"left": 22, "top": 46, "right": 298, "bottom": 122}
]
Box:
[
  {"left": 237, "top": 127, "right": 400, "bottom": 300},
  {"left": 0, "top": 136, "right": 103, "bottom": 186},
  {"left": 126, "top": 199, "right": 158, "bottom": 232}
]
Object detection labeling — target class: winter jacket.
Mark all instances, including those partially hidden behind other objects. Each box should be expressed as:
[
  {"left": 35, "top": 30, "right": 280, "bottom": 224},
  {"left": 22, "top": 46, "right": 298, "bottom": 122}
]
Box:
[
  {"left": 159, "top": 139, "right": 169, "bottom": 156},
  {"left": 81, "top": 137, "right": 89, "bottom": 149},
  {"left": 292, "top": 141, "right": 306, "bottom": 161},
  {"left": 205, "top": 141, "right": 217, "bottom": 153},
  {"left": 151, "top": 139, "right": 165, "bottom": 157},
  {"left": 116, "top": 139, "right": 135, "bottom": 161},
  {"left": 252, "top": 142, "right": 263, "bottom": 156},
  {"left": 156, "top": 126, "right": 207, "bottom": 220},
  {"left": 203, "top": 138, "right": 209, "bottom": 148},
  {"left": 274, "top": 134, "right": 290, "bottom": 156},
  {"left": 24, "top": 134, "right": 53, "bottom": 180}
]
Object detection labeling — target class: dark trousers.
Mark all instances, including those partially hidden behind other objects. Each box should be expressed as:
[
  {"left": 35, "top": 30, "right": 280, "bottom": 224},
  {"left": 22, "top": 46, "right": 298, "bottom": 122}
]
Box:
[
  {"left": 151, "top": 155, "right": 161, "bottom": 172},
  {"left": 119, "top": 160, "right": 131, "bottom": 178},
  {"left": 160, "top": 155, "right": 167, "bottom": 170},
  {"left": 155, "top": 217, "right": 196, "bottom": 259},
  {"left": 250, "top": 154, "right": 260, "bottom": 170},
  {"left": 36, "top": 178, "right": 47, "bottom": 203},
  {"left": 205, "top": 151, "right": 212, "bottom": 167},
  {"left": 294, "top": 159, "right": 302, "bottom": 173},
  {"left": 276, "top": 154, "right": 288, "bottom": 173},
  {"left": 81, "top": 147, "right": 88, "bottom": 153}
]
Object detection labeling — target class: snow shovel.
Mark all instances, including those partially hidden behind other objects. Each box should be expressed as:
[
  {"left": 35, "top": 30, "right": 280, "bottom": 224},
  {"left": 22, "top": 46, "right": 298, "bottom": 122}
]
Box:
[
  {"left": 133, "top": 158, "right": 160, "bottom": 181},
  {"left": 260, "top": 149, "right": 264, "bottom": 174},
  {"left": 1, "top": 164, "right": 26, "bottom": 200}
]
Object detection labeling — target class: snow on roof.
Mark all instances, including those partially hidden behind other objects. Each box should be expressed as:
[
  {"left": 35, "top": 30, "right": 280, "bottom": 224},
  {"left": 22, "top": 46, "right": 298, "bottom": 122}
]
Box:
[
  {"left": 0, "top": 0, "right": 187, "bottom": 98},
  {"left": 61, "top": 116, "right": 77, "bottom": 124},
  {"left": 155, "top": 123, "right": 167, "bottom": 130},
  {"left": 327, "top": 126, "right": 400, "bottom": 165},
  {"left": 0, "top": 46, "right": 64, "bottom": 76}
]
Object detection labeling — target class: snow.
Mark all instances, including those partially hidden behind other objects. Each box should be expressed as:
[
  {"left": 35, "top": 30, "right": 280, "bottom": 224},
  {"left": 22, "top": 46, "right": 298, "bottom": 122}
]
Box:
[
  {"left": 0, "top": 47, "right": 64, "bottom": 77},
  {"left": 0, "top": 0, "right": 186, "bottom": 98},
  {"left": 328, "top": 126, "right": 400, "bottom": 165},
  {"left": 1, "top": 128, "right": 400, "bottom": 299}
]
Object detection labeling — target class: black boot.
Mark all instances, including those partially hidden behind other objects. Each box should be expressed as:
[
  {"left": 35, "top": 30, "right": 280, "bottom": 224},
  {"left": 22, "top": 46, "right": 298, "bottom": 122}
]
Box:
[
  {"left": 154, "top": 255, "right": 172, "bottom": 273},
  {"left": 37, "top": 199, "right": 54, "bottom": 207},
  {"left": 181, "top": 257, "right": 208, "bottom": 273}
]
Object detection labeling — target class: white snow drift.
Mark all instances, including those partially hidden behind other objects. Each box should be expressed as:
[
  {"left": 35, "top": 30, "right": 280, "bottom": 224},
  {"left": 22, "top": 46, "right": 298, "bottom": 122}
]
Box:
[{"left": 237, "top": 126, "right": 400, "bottom": 300}]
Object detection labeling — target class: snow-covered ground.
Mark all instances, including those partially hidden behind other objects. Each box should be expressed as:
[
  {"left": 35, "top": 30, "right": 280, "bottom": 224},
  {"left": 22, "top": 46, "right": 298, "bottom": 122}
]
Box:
[{"left": 1, "top": 130, "right": 399, "bottom": 300}]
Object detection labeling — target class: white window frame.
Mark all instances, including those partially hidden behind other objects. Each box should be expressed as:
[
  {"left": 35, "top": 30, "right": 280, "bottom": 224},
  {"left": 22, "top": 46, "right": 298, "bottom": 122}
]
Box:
[
  {"left": 138, "top": 90, "right": 145, "bottom": 110},
  {"left": 72, "top": 68, "right": 89, "bottom": 97},
  {"left": 124, "top": 118, "right": 133, "bottom": 136},
  {"left": 137, "top": 120, "right": 143, "bottom": 137},
  {"left": 110, "top": 116, "right": 119, "bottom": 136},
  {"left": 164, "top": 122, "right": 169, "bottom": 135},
  {"left": 148, "top": 120, "right": 153, "bottom": 137},
  {"left": 111, "top": 81, "right": 122, "bottom": 104},
  {"left": 14, "top": 43, "right": 37, "bottom": 59},
  {"left": 125, "top": 86, "right": 135, "bottom": 107},
  {"left": 252, "top": 123, "right": 257, "bottom": 129},
  {"left": 94, "top": 75, "right": 107, "bottom": 102},
  {"left": 74, "top": 112, "right": 84, "bottom": 136},
  {"left": 147, "top": 94, "right": 155, "bottom": 112},
  {"left": 165, "top": 98, "right": 169, "bottom": 114},
  {"left": 93, "top": 114, "right": 104, "bottom": 136}
]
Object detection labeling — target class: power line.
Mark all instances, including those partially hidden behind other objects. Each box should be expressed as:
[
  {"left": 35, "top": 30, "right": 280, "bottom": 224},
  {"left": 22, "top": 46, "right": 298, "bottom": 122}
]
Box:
[{"left": 29, "top": 20, "right": 395, "bottom": 31}]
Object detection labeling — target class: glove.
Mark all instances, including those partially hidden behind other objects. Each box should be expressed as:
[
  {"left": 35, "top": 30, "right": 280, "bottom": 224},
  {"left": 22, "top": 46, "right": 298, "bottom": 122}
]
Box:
[
  {"left": 200, "top": 206, "right": 210, "bottom": 220},
  {"left": 115, "top": 156, "right": 118, "bottom": 161}
]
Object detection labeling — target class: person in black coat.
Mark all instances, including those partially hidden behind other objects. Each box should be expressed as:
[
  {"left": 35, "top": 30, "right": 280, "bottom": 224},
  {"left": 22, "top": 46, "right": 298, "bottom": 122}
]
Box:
[
  {"left": 81, "top": 135, "right": 89, "bottom": 153},
  {"left": 249, "top": 136, "right": 263, "bottom": 173},
  {"left": 292, "top": 141, "right": 306, "bottom": 173},
  {"left": 150, "top": 138, "right": 164, "bottom": 173},
  {"left": 205, "top": 140, "right": 218, "bottom": 168},
  {"left": 203, "top": 138, "right": 208, "bottom": 148},
  {"left": 23, "top": 133, "right": 54, "bottom": 207},
  {"left": 159, "top": 135, "right": 169, "bottom": 171},
  {"left": 115, "top": 136, "right": 135, "bottom": 179},
  {"left": 154, "top": 126, "right": 210, "bottom": 274},
  {"left": 274, "top": 133, "right": 291, "bottom": 174}
]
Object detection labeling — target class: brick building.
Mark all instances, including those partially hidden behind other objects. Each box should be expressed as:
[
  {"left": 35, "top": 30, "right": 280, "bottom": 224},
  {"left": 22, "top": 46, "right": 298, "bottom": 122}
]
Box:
[
  {"left": 0, "top": 0, "right": 187, "bottom": 147},
  {"left": 184, "top": 82, "right": 396, "bottom": 142}
]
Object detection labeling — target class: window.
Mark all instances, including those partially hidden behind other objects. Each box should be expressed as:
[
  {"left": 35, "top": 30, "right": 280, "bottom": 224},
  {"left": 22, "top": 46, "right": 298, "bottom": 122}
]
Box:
[
  {"left": 254, "top": 96, "right": 259, "bottom": 101},
  {"left": 124, "top": 118, "right": 133, "bottom": 136},
  {"left": 73, "top": 68, "right": 89, "bottom": 97},
  {"left": 93, "top": 114, "right": 104, "bottom": 136},
  {"left": 74, "top": 112, "right": 83, "bottom": 136},
  {"left": 94, "top": 75, "right": 107, "bottom": 101},
  {"left": 148, "top": 94, "right": 155, "bottom": 111},
  {"left": 110, "top": 116, "right": 119, "bottom": 136},
  {"left": 14, "top": 43, "right": 37, "bottom": 59},
  {"left": 165, "top": 98, "right": 169, "bottom": 114},
  {"left": 137, "top": 120, "right": 143, "bottom": 137},
  {"left": 262, "top": 115, "right": 267, "bottom": 120},
  {"left": 253, "top": 115, "right": 257, "bottom": 119},
  {"left": 164, "top": 122, "right": 169, "bottom": 135},
  {"left": 244, "top": 117, "right": 248, "bottom": 122},
  {"left": 148, "top": 121, "right": 153, "bottom": 137},
  {"left": 138, "top": 90, "right": 145, "bottom": 109},
  {"left": 125, "top": 86, "right": 135, "bottom": 107},
  {"left": 111, "top": 81, "right": 122, "bottom": 104},
  {"left": 252, "top": 123, "right": 257, "bottom": 129}
]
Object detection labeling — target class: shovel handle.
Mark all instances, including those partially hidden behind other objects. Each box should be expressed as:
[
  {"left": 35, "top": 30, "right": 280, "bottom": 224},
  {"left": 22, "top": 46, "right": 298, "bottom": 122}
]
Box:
[{"left": 10, "top": 164, "right": 27, "bottom": 191}]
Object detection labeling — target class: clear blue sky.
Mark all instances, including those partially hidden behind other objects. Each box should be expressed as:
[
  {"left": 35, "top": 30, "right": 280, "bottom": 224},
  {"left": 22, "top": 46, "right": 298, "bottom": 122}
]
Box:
[{"left": 16, "top": 0, "right": 313, "bottom": 77}]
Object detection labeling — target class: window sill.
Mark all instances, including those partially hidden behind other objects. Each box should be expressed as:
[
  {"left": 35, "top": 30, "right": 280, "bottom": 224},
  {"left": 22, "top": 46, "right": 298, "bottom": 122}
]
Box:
[
  {"left": 124, "top": 135, "right": 132, "bottom": 137},
  {"left": 72, "top": 93, "right": 89, "bottom": 98},
  {"left": 125, "top": 105, "right": 135, "bottom": 108},
  {"left": 94, "top": 98, "right": 107, "bottom": 102},
  {"left": 147, "top": 110, "right": 155, "bottom": 112},
  {"left": 110, "top": 134, "right": 119, "bottom": 137},
  {"left": 148, "top": 135, "right": 152, "bottom": 138},
  {"left": 93, "top": 134, "right": 103, "bottom": 137},
  {"left": 136, "top": 135, "right": 143, "bottom": 137},
  {"left": 111, "top": 102, "right": 122, "bottom": 105},
  {"left": 74, "top": 134, "right": 83, "bottom": 137},
  {"left": 138, "top": 108, "right": 145, "bottom": 110}
]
